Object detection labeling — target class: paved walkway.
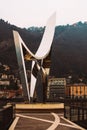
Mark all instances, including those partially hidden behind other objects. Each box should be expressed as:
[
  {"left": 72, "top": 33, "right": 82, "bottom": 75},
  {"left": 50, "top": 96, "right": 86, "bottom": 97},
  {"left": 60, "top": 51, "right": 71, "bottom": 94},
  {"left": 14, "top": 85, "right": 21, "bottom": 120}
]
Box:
[{"left": 9, "top": 113, "right": 85, "bottom": 130}]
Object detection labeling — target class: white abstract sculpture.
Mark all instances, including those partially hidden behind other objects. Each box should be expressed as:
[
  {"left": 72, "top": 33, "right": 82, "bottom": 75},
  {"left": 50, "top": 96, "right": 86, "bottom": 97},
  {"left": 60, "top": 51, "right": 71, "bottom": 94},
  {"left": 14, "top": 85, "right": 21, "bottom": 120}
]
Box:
[{"left": 13, "top": 12, "right": 56, "bottom": 102}]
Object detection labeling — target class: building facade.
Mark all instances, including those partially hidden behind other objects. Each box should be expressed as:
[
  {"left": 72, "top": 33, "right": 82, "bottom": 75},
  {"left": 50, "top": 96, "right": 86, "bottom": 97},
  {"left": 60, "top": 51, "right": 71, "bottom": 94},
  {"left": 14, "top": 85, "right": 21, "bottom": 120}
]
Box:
[
  {"left": 47, "top": 77, "right": 66, "bottom": 102},
  {"left": 65, "top": 83, "right": 87, "bottom": 99},
  {"left": 64, "top": 83, "right": 87, "bottom": 129}
]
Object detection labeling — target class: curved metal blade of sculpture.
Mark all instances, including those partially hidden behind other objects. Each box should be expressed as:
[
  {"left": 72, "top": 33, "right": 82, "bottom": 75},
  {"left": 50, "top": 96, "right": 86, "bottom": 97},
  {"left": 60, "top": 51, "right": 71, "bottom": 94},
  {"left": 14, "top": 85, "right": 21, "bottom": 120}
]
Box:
[{"left": 13, "top": 12, "right": 56, "bottom": 102}]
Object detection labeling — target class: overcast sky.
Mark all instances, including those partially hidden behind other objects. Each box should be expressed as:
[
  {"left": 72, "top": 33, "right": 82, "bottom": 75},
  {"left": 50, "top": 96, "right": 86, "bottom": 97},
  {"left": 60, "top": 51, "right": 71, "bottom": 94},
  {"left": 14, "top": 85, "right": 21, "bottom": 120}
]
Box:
[{"left": 0, "top": 0, "right": 87, "bottom": 28}]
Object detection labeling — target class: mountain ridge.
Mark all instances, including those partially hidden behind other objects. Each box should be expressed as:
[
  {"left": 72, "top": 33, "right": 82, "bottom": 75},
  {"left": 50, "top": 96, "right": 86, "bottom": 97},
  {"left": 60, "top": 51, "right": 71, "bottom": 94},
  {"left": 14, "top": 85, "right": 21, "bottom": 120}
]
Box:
[{"left": 0, "top": 19, "right": 87, "bottom": 81}]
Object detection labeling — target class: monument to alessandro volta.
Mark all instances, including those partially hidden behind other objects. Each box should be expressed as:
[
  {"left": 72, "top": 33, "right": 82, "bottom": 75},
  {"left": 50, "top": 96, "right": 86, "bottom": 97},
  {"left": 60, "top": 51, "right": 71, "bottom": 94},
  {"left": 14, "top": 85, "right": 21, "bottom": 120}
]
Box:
[{"left": 13, "top": 13, "right": 56, "bottom": 103}]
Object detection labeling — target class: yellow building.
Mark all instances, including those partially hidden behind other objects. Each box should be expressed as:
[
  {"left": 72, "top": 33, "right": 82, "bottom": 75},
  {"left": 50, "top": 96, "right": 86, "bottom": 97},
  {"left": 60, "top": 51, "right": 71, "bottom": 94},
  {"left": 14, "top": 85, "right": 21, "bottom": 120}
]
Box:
[
  {"left": 66, "top": 83, "right": 87, "bottom": 98},
  {"left": 65, "top": 83, "right": 87, "bottom": 129}
]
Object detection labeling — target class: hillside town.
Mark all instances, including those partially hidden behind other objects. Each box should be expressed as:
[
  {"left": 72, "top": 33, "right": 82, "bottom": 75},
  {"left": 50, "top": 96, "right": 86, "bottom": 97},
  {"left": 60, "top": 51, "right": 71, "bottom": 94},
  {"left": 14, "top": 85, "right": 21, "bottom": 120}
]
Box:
[{"left": 0, "top": 62, "right": 22, "bottom": 99}]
